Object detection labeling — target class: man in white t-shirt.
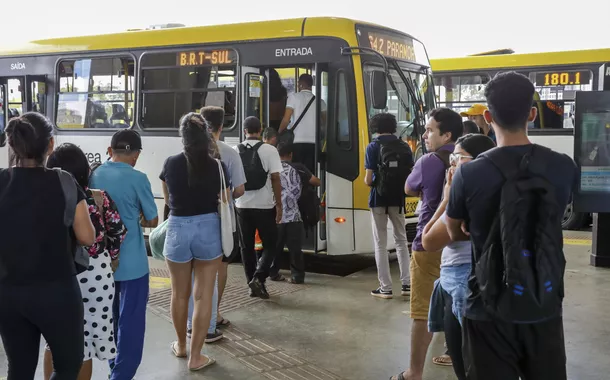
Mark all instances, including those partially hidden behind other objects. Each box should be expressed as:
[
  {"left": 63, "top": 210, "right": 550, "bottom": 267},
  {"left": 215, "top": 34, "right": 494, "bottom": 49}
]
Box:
[
  {"left": 278, "top": 73, "right": 326, "bottom": 173},
  {"left": 235, "top": 116, "right": 283, "bottom": 299}
]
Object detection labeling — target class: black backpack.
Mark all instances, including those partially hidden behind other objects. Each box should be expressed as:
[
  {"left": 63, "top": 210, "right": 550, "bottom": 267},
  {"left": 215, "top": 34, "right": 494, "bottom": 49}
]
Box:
[
  {"left": 289, "top": 163, "right": 320, "bottom": 235},
  {"left": 476, "top": 145, "right": 566, "bottom": 323},
  {"left": 375, "top": 138, "right": 414, "bottom": 211},
  {"left": 238, "top": 141, "right": 268, "bottom": 191}
]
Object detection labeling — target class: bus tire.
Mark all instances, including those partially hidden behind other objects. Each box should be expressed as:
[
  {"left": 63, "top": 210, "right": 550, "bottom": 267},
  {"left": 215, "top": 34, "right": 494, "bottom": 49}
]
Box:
[{"left": 562, "top": 200, "right": 586, "bottom": 230}]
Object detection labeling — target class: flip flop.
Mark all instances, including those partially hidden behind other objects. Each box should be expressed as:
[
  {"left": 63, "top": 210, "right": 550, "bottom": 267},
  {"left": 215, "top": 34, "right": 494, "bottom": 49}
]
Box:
[
  {"left": 170, "top": 341, "right": 187, "bottom": 358},
  {"left": 216, "top": 318, "right": 231, "bottom": 328},
  {"left": 432, "top": 354, "right": 453, "bottom": 366},
  {"left": 189, "top": 356, "right": 216, "bottom": 371},
  {"left": 389, "top": 372, "right": 406, "bottom": 380}
]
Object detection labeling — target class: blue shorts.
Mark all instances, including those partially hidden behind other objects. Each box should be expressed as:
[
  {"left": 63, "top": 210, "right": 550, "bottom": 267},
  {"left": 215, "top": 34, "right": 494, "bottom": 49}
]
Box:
[{"left": 163, "top": 213, "right": 223, "bottom": 263}]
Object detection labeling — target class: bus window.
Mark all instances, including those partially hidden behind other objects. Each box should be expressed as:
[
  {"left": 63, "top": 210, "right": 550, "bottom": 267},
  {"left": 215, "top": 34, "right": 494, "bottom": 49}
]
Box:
[
  {"left": 7, "top": 79, "right": 23, "bottom": 117},
  {"left": 0, "top": 85, "right": 5, "bottom": 134},
  {"left": 31, "top": 81, "right": 46, "bottom": 114},
  {"left": 434, "top": 74, "right": 489, "bottom": 114},
  {"left": 140, "top": 50, "right": 237, "bottom": 130},
  {"left": 245, "top": 73, "right": 264, "bottom": 120},
  {"left": 57, "top": 57, "right": 135, "bottom": 129},
  {"left": 336, "top": 71, "right": 351, "bottom": 148}
]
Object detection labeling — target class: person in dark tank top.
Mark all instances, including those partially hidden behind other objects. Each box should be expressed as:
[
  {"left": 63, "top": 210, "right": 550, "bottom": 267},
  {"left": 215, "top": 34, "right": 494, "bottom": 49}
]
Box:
[{"left": 0, "top": 112, "right": 95, "bottom": 380}]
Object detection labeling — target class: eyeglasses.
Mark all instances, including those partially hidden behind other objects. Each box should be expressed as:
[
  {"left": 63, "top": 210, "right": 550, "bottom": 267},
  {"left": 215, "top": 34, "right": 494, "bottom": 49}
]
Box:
[{"left": 450, "top": 153, "right": 473, "bottom": 165}]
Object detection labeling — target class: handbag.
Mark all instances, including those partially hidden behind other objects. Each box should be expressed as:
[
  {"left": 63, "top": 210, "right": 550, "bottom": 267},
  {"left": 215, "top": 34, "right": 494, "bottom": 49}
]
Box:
[
  {"left": 278, "top": 95, "right": 315, "bottom": 145},
  {"left": 216, "top": 159, "right": 234, "bottom": 257},
  {"left": 149, "top": 218, "right": 169, "bottom": 261},
  {"left": 53, "top": 168, "right": 90, "bottom": 274}
]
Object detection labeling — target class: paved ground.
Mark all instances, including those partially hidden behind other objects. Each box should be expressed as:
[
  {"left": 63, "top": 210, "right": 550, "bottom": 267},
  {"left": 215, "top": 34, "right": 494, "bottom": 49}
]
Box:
[{"left": 0, "top": 231, "right": 607, "bottom": 380}]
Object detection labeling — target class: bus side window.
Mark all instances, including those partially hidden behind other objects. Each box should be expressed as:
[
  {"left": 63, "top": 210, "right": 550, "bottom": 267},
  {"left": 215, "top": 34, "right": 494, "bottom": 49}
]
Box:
[
  {"left": 57, "top": 57, "right": 135, "bottom": 129},
  {"left": 139, "top": 50, "right": 237, "bottom": 130},
  {"left": 336, "top": 71, "right": 350, "bottom": 148}
]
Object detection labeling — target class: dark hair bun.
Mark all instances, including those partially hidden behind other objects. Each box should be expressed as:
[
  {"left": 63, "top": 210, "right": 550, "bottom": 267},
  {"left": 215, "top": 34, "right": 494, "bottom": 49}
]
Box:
[{"left": 5, "top": 112, "right": 54, "bottom": 165}]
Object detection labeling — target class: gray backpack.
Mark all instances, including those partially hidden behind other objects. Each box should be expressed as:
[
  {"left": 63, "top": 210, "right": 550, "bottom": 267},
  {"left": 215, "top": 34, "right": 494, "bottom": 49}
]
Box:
[{"left": 52, "top": 168, "right": 90, "bottom": 274}]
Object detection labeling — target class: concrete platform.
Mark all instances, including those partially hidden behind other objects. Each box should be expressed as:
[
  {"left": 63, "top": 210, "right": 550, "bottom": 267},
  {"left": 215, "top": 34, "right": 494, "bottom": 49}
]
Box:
[{"left": 1, "top": 231, "right": 608, "bottom": 380}]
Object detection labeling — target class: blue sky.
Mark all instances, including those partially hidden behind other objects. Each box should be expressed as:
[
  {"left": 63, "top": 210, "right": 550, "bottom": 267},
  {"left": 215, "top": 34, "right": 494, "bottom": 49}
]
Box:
[{"left": 3, "top": 0, "right": 606, "bottom": 58}]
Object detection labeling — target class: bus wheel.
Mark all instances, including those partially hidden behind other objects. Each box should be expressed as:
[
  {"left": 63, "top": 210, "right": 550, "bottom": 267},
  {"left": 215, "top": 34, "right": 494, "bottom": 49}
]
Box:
[{"left": 562, "top": 201, "right": 585, "bottom": 230}]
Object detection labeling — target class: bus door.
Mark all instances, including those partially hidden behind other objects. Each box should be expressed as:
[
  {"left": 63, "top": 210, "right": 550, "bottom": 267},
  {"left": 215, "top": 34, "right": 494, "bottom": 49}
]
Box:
[
  {"left": 0, "top": 75, "right": 48, "bottom": 165},
  {"left": 0, "top": 75, "right": 47, "bottom": 118},
  {"left": 320, "top": 60, "right": 359, "bottom": 256}
]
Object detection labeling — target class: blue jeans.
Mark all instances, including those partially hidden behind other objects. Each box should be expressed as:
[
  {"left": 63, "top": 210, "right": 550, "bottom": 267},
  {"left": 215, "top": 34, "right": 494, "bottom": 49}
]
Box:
[
  {"left": 109, "top": 274, "right": 149, "bottom": 380},
  {"left": 187, "top": 272, "right": 218, "bottom": 335},
  {"left": 439, "top": 263, "right": 471, "bottom": 325},
  {"left": 164, "top": 214, "right": 222, "bottom": 263}
]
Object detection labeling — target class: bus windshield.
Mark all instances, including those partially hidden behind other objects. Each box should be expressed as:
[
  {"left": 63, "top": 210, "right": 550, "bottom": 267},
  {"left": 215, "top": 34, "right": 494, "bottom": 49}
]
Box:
[{"left": 364, "top": 63, "right": 434, "bottom": 141}]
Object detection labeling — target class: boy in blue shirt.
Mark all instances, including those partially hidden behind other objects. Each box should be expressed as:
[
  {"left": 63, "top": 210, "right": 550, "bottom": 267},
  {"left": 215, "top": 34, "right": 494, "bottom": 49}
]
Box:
[{"left": 90, "top": 130, "right": 158, "bottom": 380}]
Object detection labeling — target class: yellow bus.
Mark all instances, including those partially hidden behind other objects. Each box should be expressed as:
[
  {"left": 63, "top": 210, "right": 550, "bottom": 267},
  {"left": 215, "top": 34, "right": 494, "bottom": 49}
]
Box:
[
  {"left": 430, "top": 48, "right": 610, "bottom": 229},
  {"left": 0, "top": 17, "right": 434, "bottom": 255}
]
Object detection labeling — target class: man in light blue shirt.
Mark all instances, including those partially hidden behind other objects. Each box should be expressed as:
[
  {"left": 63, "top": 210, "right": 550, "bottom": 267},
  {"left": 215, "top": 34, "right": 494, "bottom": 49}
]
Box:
[
  {"left": 90, "top": 129, "right": 158, "bottom": 380},
  {"left": 186, "top": 106, "right": 246, "bottom": 342}
]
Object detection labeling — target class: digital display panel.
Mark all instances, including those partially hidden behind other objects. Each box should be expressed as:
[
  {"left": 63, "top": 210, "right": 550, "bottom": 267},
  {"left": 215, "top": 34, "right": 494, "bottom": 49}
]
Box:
[
  {"left": 176, "top": 50, "right": 236, "bottom": 66},
  {"left": 365, "top": 31, "right": 416, "bottom": 62},
  {"left": 534, "top": 70, "right": 591, "bottom": 86},
  {"left": 579, "top": 111, "right": 610, "bottom": 192}
]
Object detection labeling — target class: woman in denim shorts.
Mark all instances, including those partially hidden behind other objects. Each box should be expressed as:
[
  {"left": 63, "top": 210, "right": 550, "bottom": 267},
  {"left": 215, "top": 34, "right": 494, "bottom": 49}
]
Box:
[{"left": 159, "top": 113, "right": 229, "bottom": 372}]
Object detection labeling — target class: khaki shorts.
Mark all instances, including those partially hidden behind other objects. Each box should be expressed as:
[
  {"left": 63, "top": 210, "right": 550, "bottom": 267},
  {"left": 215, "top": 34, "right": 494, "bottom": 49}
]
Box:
[{"left": 409, "top": 250, "right": 442, "bottom": 320}]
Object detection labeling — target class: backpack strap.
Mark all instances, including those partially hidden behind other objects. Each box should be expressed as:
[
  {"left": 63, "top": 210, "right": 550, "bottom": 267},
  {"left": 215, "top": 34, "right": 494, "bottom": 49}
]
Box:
[
  {"left": 481, "top": 145, "right": 537, "bottom": 180},
  {"left": 52, "top": 168, "right": 77, "bottom": 227},
  {"left": 290, "top": 95, "right": 315, "bottom": 133},
  {"left": 432, "top": 150, "right": 451, "bottom": 169}
]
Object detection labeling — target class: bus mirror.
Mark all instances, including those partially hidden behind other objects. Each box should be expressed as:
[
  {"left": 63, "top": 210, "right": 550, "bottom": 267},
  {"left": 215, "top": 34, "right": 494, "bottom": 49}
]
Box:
[{"left": 371, "top": 71, "right": 387, "bottom": 109}]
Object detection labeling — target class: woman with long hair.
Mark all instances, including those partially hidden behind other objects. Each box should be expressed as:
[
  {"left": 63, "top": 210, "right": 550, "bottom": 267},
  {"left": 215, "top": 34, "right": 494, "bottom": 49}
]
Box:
[
  {"left": 0, "top": 113, "right": 95, "bottom": 379},
  {"left": 160, "top": 112, "right": 229, "bottom": 371},
  {"left": 421, "top": 133, "right": 495, "bottom": 380},
  {"left": 44, "top": 143, "right": 127, "bottom": 380}
]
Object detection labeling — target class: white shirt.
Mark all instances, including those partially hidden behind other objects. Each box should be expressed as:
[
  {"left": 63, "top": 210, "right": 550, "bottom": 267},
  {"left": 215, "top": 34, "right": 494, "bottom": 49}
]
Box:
[
  {"left": 286, "top": 90, "right": 327, "bottom": 144},
  {"left": 234, "top": 140, "right": 283, "bottom": 209}
]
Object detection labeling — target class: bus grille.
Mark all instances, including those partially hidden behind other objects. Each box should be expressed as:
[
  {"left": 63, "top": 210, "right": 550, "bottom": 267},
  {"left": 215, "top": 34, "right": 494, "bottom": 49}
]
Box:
[
  {"left": 405, "top": 197, "right": 419, "bottom": 217},
  {"left": 406, "top": 222, "right": 418, "bottom": 243}
]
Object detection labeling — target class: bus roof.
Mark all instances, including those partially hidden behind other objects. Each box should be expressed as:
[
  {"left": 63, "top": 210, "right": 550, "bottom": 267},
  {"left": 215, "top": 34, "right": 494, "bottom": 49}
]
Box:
[
  {"left": 0, "top": 17, "right": 419, "bottom": 57},
  {"left": 430, "top": 48, "right": 610, "bottom": 72}
]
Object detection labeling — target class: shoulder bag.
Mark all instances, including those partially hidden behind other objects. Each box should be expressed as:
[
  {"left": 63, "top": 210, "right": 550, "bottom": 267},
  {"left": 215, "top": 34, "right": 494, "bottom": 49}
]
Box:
[{"left": 216, "top": 159, "right": 235, "bottom": 257}]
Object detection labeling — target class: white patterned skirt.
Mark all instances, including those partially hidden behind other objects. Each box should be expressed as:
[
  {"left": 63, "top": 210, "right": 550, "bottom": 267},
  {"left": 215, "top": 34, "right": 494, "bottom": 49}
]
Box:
[{"left": 78, "top": 251, "right": 117, "bottom": 361}]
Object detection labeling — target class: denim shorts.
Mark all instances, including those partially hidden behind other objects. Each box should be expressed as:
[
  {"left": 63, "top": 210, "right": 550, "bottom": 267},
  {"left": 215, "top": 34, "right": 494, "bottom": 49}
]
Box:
[{"left": 163, "top": 213, "right": 222, "bottom": 263}]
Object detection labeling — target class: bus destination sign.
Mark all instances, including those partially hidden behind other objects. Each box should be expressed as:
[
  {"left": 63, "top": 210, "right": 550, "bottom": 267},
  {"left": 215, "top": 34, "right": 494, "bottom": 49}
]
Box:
[
  {"left": 176, "top": 50, "right": 235, "bottom": 66},
  {"left": 534, "top": 70, "right": 591, "bottom": 87},
  {"left": 366, "top": 31, "right": 416, "bottom": 62}
]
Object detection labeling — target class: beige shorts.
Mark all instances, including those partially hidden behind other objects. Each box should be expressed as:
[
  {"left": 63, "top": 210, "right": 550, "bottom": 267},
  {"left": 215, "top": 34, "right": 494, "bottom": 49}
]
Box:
[{"left": 409, "top": 250, "right": 442, "bottom": 320}]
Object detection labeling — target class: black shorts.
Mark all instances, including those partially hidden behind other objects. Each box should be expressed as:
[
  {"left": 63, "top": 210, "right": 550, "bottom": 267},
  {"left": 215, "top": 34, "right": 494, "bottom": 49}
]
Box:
[{"left": 463, "top": 316, "right": 566, "bottom": 380}]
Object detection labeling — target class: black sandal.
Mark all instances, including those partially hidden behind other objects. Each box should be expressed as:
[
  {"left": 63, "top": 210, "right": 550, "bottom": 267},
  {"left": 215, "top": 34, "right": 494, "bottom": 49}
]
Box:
[{"left": 389, "top": 372, "right": 406, "bottom": 380}]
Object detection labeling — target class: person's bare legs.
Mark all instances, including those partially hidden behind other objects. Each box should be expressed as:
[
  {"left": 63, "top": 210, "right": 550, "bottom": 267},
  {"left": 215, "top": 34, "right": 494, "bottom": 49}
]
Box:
[
  {"left": 166, "top": 259, "right": 193, "bottom": 357},
  {"left": 44, "top": 350, "right": 93, "bottom": 380},
  {"left": 397, "top": 319, "right": 434, "bottom": 380},
  {"left": 189, "top": 257, "right": 222, "bottom": 369},
  {"left": 216, "top": 262, "right": 229, "bottom": 322}
]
